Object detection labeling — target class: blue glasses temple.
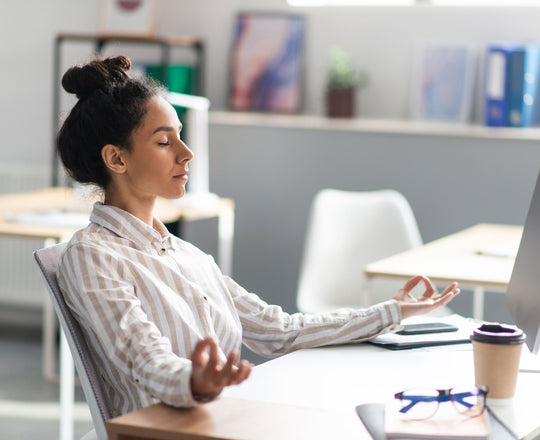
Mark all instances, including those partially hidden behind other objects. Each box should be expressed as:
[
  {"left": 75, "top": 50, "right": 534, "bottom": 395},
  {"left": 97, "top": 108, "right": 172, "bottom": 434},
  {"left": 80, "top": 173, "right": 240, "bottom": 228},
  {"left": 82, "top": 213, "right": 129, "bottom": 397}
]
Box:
[{"left": 398, "top": 390, "right": 479, "bottom": 414}]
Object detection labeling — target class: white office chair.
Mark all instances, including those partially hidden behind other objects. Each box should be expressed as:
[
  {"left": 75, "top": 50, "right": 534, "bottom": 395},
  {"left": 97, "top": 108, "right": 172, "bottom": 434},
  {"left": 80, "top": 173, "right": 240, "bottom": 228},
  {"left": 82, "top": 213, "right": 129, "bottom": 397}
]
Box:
[
  {"left": 297, "top": 189, "right": 424, "bottom": 313},
  {"left": 34, "top": 243, "right": 112, "bottom": 440}
]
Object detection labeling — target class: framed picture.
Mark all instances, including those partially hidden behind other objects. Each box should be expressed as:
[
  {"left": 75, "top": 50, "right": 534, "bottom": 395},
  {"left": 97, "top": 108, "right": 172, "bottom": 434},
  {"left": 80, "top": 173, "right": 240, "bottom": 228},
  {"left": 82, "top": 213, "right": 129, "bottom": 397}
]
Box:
[
  {"left": 228, "top": 12, "right": 305, "bottom": 113},
  {"left": 410, "top": 41, "right": 477, "bottom": 123},
  {"left": 98, "top": 0, "right": 160, "bottom": 36}
]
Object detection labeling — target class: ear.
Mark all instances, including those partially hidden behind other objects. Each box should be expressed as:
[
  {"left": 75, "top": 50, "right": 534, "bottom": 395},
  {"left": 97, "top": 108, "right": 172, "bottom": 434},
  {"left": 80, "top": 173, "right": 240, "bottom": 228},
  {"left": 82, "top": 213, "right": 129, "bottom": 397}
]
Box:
[{"left": 101, "top": 144, "right": 127, "bottom": 175}]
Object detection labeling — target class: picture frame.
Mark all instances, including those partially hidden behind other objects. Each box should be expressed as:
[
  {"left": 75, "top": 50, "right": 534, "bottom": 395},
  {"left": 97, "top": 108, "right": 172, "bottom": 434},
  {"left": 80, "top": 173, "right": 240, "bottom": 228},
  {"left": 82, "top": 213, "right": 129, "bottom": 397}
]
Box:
[
  {"left": 228, "top": 12, "right": 305, "bottom": 113},
  {"left": 410, "top": 41, "right": 477, "bottom": 123},
  {"left": 98, "top": 0, "right": 160, "bottom": 36}
]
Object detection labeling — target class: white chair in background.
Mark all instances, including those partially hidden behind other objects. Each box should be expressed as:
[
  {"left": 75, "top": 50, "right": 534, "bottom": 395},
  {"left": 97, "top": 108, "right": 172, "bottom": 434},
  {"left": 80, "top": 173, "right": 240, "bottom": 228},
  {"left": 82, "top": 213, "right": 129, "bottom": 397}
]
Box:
[
  {"left": 296, "top": 189, "right": 424, "bottom": 313},
  {"left": 34, "top": 243, "right": 112, "bottom": 440}
]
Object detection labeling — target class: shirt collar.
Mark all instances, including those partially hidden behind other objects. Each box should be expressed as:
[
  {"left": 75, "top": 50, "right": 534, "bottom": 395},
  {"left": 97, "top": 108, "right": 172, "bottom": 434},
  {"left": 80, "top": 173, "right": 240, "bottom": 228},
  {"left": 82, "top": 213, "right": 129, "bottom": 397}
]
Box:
[{"left": 89, "top": 202, "right": 176, "bottom": 249}]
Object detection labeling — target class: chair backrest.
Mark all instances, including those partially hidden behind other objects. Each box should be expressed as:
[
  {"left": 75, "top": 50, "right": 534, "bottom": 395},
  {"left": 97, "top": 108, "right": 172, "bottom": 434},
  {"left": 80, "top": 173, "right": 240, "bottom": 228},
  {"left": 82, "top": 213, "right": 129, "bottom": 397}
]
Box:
[
  {"left": 33, "top": 243, "right": 112, "bottom": 440},
  {"left": 296, "top": 189, "right": 423, "bottom": 313}
]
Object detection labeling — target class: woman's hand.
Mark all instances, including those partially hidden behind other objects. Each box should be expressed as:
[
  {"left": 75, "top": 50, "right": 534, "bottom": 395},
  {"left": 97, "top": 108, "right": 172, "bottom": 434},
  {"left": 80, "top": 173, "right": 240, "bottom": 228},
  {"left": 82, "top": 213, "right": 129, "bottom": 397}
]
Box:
[
  {"left": 393, "top": 275, "right": 460, "bottom": 320},
  {"left": 190, "top": 336, "right": 253, "bottom": 401}
]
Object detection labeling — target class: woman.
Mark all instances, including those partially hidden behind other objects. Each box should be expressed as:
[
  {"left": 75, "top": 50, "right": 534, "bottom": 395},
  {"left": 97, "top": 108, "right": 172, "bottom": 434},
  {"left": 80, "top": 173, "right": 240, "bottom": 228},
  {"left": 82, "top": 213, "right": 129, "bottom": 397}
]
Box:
[{"left": 56, "top": 56, "right": 460, "bottom": 417}]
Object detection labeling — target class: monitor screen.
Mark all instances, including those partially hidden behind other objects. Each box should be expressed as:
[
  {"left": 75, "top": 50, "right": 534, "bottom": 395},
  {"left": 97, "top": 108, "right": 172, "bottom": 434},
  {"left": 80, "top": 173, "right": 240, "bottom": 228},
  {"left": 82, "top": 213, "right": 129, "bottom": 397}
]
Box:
[{"left": 505, "top": 171, "right": 540, "bottom": 355}]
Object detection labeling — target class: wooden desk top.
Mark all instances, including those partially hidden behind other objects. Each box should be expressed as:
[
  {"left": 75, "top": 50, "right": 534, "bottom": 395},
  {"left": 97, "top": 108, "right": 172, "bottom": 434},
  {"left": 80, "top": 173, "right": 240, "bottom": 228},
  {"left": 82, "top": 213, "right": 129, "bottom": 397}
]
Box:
[
  {"left": 0, "top": 188, "right": 233, "bottom": 241},
  {"left": 107, "top": 397, "right": 362, "bottom": 440},
  {"left": 364, "top": 223, "right": 523, "bottom": 289}
]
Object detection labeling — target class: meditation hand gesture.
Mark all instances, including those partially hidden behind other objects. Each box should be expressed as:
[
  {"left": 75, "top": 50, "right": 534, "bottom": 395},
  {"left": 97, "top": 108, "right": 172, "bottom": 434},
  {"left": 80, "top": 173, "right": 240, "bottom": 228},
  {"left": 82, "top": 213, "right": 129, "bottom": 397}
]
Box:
[
  {"left": 393, "top": 275, "right": 460, "bottom": 320},
  {"left": 190, "top": 336, "right": 253, "bottom": 401}
]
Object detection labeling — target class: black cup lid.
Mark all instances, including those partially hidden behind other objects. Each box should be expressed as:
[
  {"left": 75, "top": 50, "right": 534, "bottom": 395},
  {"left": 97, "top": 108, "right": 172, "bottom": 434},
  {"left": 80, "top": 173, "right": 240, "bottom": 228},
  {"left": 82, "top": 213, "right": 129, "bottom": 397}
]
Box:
[{"left": 470, "top": 323, "right": 526, "bottom": 345}]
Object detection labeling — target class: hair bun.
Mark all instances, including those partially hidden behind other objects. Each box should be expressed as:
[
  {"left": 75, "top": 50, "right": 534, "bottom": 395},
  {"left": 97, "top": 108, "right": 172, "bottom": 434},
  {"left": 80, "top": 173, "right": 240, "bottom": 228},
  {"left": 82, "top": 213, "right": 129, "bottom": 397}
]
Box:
[{"left": 61, "top": 55, "right": 132, "bottom": 99}]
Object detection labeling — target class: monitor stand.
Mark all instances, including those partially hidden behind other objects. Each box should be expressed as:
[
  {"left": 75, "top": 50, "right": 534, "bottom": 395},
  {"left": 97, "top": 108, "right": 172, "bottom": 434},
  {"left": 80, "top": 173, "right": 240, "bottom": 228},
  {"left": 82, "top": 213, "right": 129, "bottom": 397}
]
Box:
[{"left": 519, "top": 344, "right": 540, "bottom": 373}]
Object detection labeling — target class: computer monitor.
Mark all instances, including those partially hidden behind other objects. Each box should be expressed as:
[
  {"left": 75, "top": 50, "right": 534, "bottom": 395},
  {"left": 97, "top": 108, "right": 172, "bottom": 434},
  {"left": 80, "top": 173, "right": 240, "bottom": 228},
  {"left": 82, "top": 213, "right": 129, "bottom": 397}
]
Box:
[{"left": 505, "top": 171, "right": 540, "bottom": 355}]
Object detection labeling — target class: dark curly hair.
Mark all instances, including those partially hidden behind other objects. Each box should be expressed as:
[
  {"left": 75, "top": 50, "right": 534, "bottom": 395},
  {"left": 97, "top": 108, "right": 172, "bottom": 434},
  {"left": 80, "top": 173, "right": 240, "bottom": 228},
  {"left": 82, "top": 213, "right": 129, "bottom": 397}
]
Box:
[{"left": 56, "top": 55, "right": 161, "bottom": 189}]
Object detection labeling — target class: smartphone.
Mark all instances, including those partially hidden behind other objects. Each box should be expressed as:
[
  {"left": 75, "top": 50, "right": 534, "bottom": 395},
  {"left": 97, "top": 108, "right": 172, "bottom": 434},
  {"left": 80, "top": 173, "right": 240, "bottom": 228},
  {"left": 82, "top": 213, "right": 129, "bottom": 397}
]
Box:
[{"left": 396, "top": 322, "right": 459, "bottom": 336}]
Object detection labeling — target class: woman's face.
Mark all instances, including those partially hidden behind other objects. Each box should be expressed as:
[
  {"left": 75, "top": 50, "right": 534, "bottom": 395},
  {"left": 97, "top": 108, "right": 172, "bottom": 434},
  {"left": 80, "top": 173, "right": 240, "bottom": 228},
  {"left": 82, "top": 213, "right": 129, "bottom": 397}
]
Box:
[{"left": 121, "top": 95, "right": 194, "bottom": 200}]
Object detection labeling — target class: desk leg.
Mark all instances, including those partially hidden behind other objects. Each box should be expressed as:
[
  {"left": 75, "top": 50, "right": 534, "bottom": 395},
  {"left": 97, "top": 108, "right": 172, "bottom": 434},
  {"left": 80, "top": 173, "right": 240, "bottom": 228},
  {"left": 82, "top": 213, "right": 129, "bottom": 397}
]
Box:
[
  {"left": 42, "top": 295, "right": 58, "bottom": 381},
  {"left": 363, "top": 276, "right": 374, "bottom": 308},
  {"left": 218, "top": 203, "right": 235, "bottom": 276},
  {"left": 42, "top": 237, "right": 59, "bottom": 381},
  {"left": 473, "top": 286, "right": 485, "bottom": 321},
  {"left": 59, "top": 328, "right": 75, "bottom": 440}
]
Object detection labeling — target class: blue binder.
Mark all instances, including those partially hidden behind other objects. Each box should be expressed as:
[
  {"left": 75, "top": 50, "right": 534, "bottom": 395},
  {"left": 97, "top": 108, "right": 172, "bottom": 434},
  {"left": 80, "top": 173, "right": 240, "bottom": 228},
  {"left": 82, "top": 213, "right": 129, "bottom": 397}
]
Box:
[
  {"left": 485, "top": 42, "right": 540, "bottom": 127},
  {"left": 507, "top": 47, "right": 526, "bottom": 126},
  {"left": 509, "top": 44, "right": 540, "bottom": 127},
  {"left": 484, "top": 42, "right": 521, "bottom": 127}
]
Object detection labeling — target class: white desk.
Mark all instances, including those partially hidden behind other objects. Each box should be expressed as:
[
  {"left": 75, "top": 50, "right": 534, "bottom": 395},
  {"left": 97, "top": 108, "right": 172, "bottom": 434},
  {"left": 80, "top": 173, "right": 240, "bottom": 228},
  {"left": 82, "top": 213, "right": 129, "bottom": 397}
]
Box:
[
  {"left": 106, "top": 317, "right": 540, "bottom": 439},
  {"left": 223, "top": 340, "right": 540, "bottom": 439}
]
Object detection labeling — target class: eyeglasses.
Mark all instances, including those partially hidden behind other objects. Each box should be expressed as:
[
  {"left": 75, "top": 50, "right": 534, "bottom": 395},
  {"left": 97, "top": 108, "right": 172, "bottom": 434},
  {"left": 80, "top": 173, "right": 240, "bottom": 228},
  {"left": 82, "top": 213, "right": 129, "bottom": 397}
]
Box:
[{"left": 394, "top": 385, "right": 488, "bottom": 420}]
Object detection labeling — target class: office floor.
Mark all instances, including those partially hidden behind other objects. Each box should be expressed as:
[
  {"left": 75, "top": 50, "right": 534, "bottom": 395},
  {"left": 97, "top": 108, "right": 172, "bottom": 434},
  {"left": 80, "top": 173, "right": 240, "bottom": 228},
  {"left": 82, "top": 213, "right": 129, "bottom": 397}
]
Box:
[{"left": 0, "top": 322, "right": 93, "bottom": 440}]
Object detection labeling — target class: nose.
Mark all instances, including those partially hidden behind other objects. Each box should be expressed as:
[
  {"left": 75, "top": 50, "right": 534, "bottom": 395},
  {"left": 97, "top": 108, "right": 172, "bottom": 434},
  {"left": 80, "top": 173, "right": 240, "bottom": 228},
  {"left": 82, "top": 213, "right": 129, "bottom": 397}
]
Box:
[{"left": 176, "top": 139, "right": 194, "bottom": 163}]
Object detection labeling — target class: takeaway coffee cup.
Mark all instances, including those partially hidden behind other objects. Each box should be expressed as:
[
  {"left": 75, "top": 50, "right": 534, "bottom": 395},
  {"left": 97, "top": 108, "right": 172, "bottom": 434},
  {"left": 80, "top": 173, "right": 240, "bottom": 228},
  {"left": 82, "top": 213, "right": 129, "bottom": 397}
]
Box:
[{"left": 470, "top": 323, "right": 526, "bottom": 399}]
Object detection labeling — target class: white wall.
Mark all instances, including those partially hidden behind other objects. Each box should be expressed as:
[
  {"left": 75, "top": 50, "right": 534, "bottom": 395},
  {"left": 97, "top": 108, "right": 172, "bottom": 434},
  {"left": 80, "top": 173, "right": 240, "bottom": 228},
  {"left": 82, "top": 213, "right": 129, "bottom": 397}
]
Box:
[
  {"left": 1, "top": 1, "right": 97, "bottom": 167},
  {"left": 3, "top": 1, "right": 540, "bottom": 167}
]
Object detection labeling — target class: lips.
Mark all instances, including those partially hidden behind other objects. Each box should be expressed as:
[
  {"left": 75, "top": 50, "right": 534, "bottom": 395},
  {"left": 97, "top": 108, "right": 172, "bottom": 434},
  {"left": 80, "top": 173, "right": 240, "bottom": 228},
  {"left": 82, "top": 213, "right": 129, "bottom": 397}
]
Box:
[{"left": 173, "top": 171, "right": 188, "bottom": 179}]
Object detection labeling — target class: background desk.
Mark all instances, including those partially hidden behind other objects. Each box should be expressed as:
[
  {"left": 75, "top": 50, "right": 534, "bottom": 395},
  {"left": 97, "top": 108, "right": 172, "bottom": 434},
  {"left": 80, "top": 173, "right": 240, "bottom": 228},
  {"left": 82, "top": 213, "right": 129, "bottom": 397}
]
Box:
[
  {"left": 108, "top": 341, "right": 540, "bottom": 440},
  {"left": 364, "top": 223, "right": 523, "bottom": 320}
]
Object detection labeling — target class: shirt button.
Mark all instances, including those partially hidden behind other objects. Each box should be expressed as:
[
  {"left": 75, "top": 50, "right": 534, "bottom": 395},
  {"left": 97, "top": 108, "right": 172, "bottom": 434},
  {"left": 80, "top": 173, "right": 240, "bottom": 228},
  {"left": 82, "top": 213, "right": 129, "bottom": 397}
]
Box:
[{"left": 159, "top": 248, "right": 167, "bottom": 256}]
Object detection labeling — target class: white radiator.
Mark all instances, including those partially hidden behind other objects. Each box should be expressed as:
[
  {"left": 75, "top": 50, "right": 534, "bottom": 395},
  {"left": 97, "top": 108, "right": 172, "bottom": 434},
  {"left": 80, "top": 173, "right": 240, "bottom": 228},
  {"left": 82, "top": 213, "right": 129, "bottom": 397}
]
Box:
[{"left": 0, "top": 164, "right": 50, "bottom": 309}]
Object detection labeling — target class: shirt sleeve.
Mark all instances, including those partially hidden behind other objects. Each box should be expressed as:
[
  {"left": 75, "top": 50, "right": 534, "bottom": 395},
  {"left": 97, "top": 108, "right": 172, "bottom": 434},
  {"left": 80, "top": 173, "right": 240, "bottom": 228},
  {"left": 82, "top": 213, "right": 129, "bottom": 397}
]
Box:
[
  {"left": 223, "top": 276, "right": 401, "bottom": 358},
  {"left": 57, "top": 241, "right": 202, "bottom": 408}
]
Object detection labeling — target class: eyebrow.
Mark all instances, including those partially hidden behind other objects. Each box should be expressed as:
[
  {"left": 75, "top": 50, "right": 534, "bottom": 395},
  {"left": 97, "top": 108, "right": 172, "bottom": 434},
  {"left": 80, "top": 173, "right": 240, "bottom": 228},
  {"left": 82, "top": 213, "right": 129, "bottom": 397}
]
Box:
[{"left": 152, "top": 124, "right": 182, "bottom": 134}]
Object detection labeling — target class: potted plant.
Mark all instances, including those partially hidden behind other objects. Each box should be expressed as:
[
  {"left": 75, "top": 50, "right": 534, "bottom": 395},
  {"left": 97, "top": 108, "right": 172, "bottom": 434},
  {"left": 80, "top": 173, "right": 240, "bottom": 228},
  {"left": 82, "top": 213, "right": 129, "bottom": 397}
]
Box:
[{"left": 326, "top": 47, "right": 369, "bottom": 118}]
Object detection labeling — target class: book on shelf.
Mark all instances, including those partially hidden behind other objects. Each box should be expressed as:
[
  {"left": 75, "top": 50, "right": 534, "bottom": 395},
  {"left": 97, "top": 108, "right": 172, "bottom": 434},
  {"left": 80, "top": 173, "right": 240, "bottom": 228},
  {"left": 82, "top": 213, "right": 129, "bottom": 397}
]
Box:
[
  {"left": 384, "top": 401, "right": 490, "bottom": 440},
  {"left": 410, "top": 41, "right": 477, "bottom": 123}
]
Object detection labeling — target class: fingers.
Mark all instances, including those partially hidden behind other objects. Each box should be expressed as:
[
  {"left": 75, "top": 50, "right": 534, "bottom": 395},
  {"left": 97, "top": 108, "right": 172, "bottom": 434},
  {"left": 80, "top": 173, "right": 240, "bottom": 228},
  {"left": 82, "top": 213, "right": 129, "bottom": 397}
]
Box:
[
  {"left": 191, "top": 336, "right": 213, "bottom": 368},
  {"left": 401, "top": 276, "right": 459, "bottom": 301},
  {"left": 416, "top": 276, "right": 437, "bottom": 300},
  {"left": 397, "top": 280, "right": 460, "bottom": 319},
  {"left": 397, "top": 275, "right": 435, "bottom": 300},
  {"left": 401, "top": 275, "right": 425, "bottom": 292},
  {"left": 216, "top": 349, "right": 240, "bottom": 386},
  {"left": 429, "top": 282, "right": 460, "bottom": 301},
  {"left": 435, "top": 284, "right": 460, "bottom": 304},
  {"left": 207, "top": 336, "right": 220, "bottom": 373},
  {"left": 190, "top": 336, "right": 253, "bottom": 398},
  {"left": 408, "top": 275, "right": 435, "bottom": 294},
  {"left": 217, "top": 350, "right": 253, "bottom": 386},
  {"left": 422, "top": 284, "right": 460, "bottom": 314},
  {"left": 229, "top": 360, "right": 252, "bottom": 385}
]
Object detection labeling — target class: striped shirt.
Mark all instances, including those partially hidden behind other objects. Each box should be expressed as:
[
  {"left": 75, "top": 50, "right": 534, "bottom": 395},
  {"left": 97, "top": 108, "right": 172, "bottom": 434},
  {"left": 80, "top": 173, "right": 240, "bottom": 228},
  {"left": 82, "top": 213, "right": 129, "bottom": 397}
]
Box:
[{"left": 57, "top": 202, "right": 401, "bottom": 416}]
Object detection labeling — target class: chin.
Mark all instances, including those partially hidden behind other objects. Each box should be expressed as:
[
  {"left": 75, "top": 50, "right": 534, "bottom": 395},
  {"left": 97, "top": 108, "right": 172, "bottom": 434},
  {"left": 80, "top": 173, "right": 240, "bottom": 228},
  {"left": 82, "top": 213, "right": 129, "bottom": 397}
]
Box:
[
  {"left": 166, "top": 193, "right": 185, "bottom": 201},
  {"left": 171, "top": 187, "right": 186, "bottom": 200},
  {"left": 160, "top": 182, "right": 188, "bottom": 200}
]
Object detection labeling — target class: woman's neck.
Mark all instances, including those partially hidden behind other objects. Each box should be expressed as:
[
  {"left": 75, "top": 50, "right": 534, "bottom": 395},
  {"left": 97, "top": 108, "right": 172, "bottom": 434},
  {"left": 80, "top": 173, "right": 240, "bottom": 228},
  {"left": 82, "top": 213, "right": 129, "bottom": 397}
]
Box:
[{"left": 104, "top": 190, "right": 157, "bottom": 228}]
